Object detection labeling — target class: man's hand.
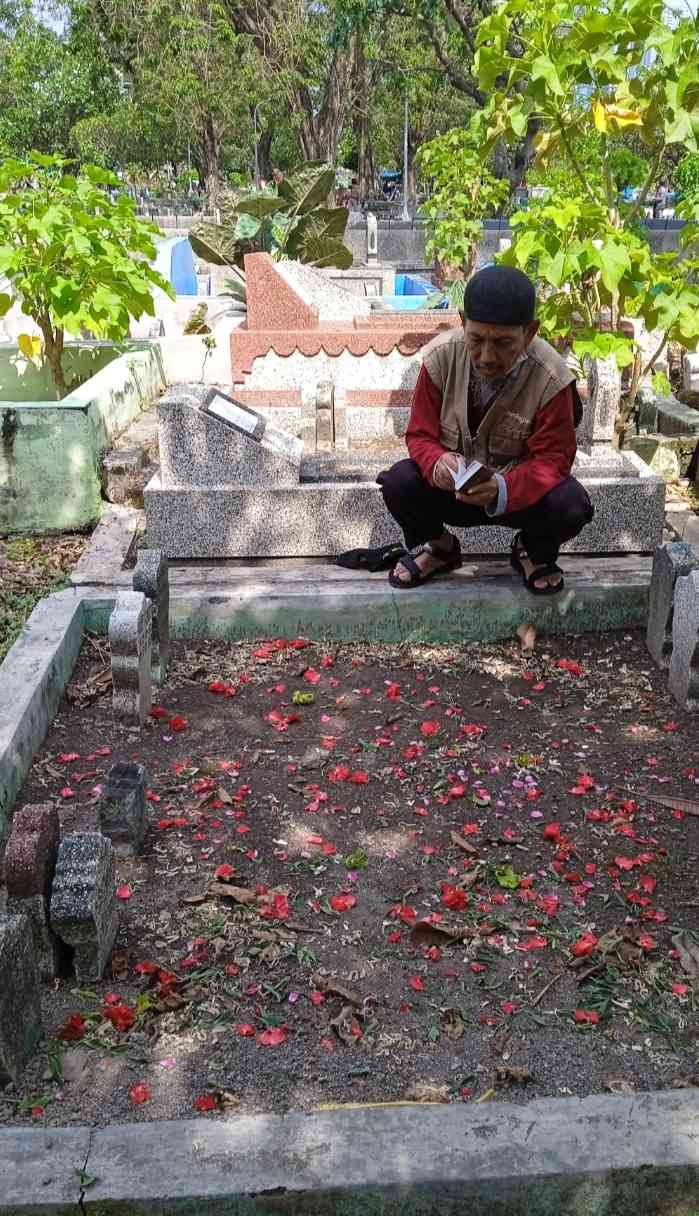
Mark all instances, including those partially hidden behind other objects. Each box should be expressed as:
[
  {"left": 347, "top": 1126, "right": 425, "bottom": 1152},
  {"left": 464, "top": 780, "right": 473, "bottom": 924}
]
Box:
[
  {"left": 433, "top": 452, "right": 461, "bottom": 491},
  {"left": 456, "top": 476, "right": 499, "bottom": 509}
]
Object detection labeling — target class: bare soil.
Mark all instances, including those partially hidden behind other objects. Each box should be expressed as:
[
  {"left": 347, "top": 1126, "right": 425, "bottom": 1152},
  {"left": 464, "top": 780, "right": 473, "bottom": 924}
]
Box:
[{"left": 2, "top": 629, "right": 698, "bottom": 1126}]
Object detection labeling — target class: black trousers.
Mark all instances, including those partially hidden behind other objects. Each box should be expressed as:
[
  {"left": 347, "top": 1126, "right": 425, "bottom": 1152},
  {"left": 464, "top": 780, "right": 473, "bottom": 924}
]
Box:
[{"left": 377, "top": 459, "right": 594, "bottom": 566}]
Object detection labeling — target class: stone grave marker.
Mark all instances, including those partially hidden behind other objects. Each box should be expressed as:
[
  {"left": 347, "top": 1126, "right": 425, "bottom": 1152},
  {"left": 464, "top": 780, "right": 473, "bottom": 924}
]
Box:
[
  {"left": 646, "top": 542, "right": 698, "bottom": 669},
  {"left": 99, "top": 761, "right": 148, "bottom": 856},
  {"left": 158, "top": 384, "right": 303, "bottom": 488},
  {"left": 579, "top": 355, "right": 621, "bottom": 451},
  {"left": 109, "top": 590, "right": 152, "bottom": 726},
  {"left": 4, "top": 802, "right": 62, "bottom": 979},
  {"left": 0, "top": 915, "right": 43, "bottom": 1084},
  {"left": 669, "top": 569, "right": 699, "bottom": 711},
  {"left": 50, "top": 833, "right": 119, "bottom": 982},
  {"left": 133, "top": 548, "right": 170, "bottom": 684}
]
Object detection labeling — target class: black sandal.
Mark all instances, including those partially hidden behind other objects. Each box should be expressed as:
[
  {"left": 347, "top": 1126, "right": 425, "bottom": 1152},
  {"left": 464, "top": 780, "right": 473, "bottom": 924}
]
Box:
[
  {"left": 510, "top": 532, "right": 565, "bottom": 597},
  {"left": 336, "top": 542, "right": 406, "bottom": 573},
  {"left": 389, "top": 538, "right": 462, "bottom": 589}
]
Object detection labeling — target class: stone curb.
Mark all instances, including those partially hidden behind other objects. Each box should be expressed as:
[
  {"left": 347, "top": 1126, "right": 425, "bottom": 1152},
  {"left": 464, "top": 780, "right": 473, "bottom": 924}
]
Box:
[{"left": 1, "top": 1092, "right": 698, "bottom": 1214}]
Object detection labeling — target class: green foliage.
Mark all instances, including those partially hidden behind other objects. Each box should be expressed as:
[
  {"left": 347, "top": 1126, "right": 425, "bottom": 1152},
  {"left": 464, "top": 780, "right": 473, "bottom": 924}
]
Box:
[
  {"left": 0, "top": 153, "right": 174, "bottom": 397},
  {"left": 471, "top": 0, "right": 699, "bottom": 401},
  {"left": 674, "top": 152, "right": 699, "bottom": 199},
  {"left": 502, "top": 190, "right": 699, "bottom": 364},
  {"left": 417, "top": 129, "right": 509, "bottom": 276},
  {"left": 190, "top": 162, "right": 352, "bottom": 270}
]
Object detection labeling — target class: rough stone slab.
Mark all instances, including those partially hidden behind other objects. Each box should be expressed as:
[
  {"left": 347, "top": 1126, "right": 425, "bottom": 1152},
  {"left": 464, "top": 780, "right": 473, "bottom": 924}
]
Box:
[
  {"left": 158, "top": 384, "right": 303, "bottom": 487},
  {"left": 683, "top": 351, "right": 699, "bottom": 392},
  {"left": 70, "top": 503, "right": 143, "bottom": 586},
  {"left": 109, "top": 590, "right": 152, "bottom": 726},
  {"left": 669, "top": 568, "right": 699, "bottom": 710},
  {"left": 6, "top": 891, "right": 64, "bottom": 982},
  {"left": 4, "top": 802, "right": 59, "bottom": 901},
  {"left": 57, "top": 1092, "right": 699, "bottom": 1213},
  {"left": 579, "top": 354, "right": 620, "bottom": 449},
  {"left": 50, "top": 833, "right": 118, "bottom": 982},
  {"left": 646, "top": 542, "right": 698, "bottom": 668},
  {"left": 0, "top": 592, "right": 84, "bottom": 841},
  {"left": 0, "top": 1125, "right": 89, "bottom": 1213},
  {"left": 0, "top": 914, "right": 42, "bottom": 1085},
  {"left": 656, "top": 396, "right": 699, "bottom": 437},
  {"left": 145, "top": 463, "right": 664, "bottom": 558},
  {"left": 100, "top": 761, "right": 148, "bottom": 856},
  {"left": 133, "top": 548, "right": 170, "bottom": 684}
]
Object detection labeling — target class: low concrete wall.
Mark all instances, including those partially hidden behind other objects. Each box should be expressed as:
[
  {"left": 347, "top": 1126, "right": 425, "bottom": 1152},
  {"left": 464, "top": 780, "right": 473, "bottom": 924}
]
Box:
[{"left": 0, "top": 344, "right": 165, "bottom": 535}]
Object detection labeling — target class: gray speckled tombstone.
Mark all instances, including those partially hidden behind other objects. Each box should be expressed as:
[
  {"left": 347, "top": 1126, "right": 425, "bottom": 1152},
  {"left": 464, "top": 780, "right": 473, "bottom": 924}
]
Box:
[
  {"left": 50, "top": 833, "right": 119, "bottom": 981},
  {"left": 132, "top": 548, "right": 169, "bottom": 684},
  {"left": 646, "top": 543, "right": 698, "bottom": 669},
  {"left": 669, "top": 570, "right": 699, "bottom": 711},
  {"left": 4, "top": 802, "right": 62, "bottom": 980},
  {"left": 157, "top": 384, "right": 303, "bottom": 488},
  {"left": 579, "top": 354, "right": 621, "bottom": 452},
  {"left": 0, "top": 914, "right": 43, "bottom": 1084},
  {"left": 109, "top": 590, "right": 152, "bottom": 727},
  {"left": 99, "top": 761, "right": 148, "bottom": 856}
]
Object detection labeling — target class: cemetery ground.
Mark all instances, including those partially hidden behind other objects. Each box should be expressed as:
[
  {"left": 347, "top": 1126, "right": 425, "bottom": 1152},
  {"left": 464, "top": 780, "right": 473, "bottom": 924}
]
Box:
[
  {"left": 2, "top": 628, "right": 698, "bottom": 1128},
  {"left": 0, "top": 533, "right": 89, "bottom": 663}
]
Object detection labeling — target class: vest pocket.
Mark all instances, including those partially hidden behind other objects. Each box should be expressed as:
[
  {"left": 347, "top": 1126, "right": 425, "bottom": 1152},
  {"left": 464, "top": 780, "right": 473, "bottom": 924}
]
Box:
[{"left": 489, "top": 418, "right": 531, "bottom": 460}]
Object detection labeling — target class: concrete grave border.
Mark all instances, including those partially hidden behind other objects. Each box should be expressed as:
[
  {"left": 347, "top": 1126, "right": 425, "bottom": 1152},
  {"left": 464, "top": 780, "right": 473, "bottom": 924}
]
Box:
[{"left": 1, "top": 1092, "right": 698, "bottom": 1214}]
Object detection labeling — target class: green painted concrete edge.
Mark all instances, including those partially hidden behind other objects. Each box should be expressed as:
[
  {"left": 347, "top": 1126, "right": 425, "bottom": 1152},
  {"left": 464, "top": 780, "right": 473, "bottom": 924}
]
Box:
[
  {"left": 0, "top": 345, "right": 165, "bottom": 536},
  {"left": 1, "top": 1093, "right": 698, "bottom": 1216}
]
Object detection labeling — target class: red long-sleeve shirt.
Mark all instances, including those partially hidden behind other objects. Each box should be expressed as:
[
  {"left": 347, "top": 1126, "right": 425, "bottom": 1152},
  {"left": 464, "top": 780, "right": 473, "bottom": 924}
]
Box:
[{"left": 406, "top": 364, "right": 576, "bottom": 514}]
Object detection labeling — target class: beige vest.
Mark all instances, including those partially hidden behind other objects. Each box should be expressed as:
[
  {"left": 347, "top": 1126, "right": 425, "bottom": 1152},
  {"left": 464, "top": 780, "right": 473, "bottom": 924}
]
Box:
[{"left": 420, "top": 330, "right": 577, "bottom": 470}]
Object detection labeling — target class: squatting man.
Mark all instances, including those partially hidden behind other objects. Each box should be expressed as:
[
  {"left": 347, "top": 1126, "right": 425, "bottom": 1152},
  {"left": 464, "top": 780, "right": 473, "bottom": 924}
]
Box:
[{"left": 378, "top": 265, "right": 594, "bottom": 595}]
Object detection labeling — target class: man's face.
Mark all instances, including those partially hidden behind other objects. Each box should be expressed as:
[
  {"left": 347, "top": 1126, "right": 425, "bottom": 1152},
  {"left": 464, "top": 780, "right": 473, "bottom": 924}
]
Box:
[{"left": 464, "top": 318, "right": 539, "bottom": 380}]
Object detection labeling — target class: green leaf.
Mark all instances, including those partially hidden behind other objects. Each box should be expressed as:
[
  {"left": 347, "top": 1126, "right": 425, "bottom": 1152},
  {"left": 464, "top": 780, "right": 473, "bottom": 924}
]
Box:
[
  {"left": 495, "top": 865, "right": 521, "bottom": 890},
  {"left": 530, "top": 55, "right": 564, "bottom": 96},
  {"left": 234, "top": 194, "right": 283, "bottom": 220},
  {"left": 278, "top": 162, "right": 335, "bottom": 215},
  {"left": 189, "top": 222, "right": 239, "bottom": 267},
  {"left": 0, "top": 292, "right": 11, "bottom": 317},
  {"left": 234, "top": 212, "right": 262, "bottom": 241}
]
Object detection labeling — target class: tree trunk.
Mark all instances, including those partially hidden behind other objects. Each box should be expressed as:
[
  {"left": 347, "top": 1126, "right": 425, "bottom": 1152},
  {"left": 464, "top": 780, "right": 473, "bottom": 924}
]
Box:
[
  {"left": 407, "top": 127, "right": 420, "bottom": 209},
  {"left": 201, "top": 112, "right": 220, "bottom": 206},
  {"left": 353, "top": 33, "right": 373, "bottom": 202},
  {"left": 257, "top": 126, "right": 274, "bottom": 182},
  {"left": 37, "top": 317, "right": 68, "bottom": 399}
]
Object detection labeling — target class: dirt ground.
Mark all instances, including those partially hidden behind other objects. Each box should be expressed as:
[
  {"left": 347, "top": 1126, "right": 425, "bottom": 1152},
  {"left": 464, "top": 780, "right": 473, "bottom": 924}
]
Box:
[
  {"left": 2, "top": 629, "right": 698, "bottom": 1126},
  {"left": 0, "top": 533, "right": 89, "bottom": 663}
]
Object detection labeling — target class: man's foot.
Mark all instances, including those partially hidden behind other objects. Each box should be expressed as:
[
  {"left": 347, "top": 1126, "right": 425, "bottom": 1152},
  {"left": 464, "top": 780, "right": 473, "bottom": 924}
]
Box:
[
  {"left": 389, "top": 533, "right": 462, "bottom": 588},
  {"left": 511, "top": 535, "right": 564, "bottom": 594}
]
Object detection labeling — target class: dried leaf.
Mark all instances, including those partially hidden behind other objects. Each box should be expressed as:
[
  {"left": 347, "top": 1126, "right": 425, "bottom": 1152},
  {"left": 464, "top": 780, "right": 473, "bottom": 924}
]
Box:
[
  {"left": 217, "top": 787, "right": 233, "bottom": 804},
  {"left": 410, "top": 921, "right": 464, "bottom": 949},
  {"left": 602, "top": 1074, "right": 635, "bottom": 1095},
  {"left": 671, "top": 932, "right": 699, "bottom": 981},
  {"left": 181, "top": 893, "right": 207, "bottom": 906},
  {"left": 312, "top": 975, "right": 362, "bottom": 1006},
  {"left": 404, "top": 1081, "right": 450, "bottom": 1103},
  {"left": 110, "top": 949, "right": 129, "bottom": 982},
  {"left": 207, "top": 883, "right": 257, "bottom": 904},
  {"left": 450, "top": 831, "right": 478, "bottom": 855},
  {"left": 330, "top": 1004, "right": 361, "bottom": 1045},
  {"left": 639, "top": 794, "right": 699, "bottom": 817},
  {"left": 440, "top": 1008, "right": 465, "bottom": 1040},
  {"left": 494, "top": 1065, "right": 532, "bottom": 1087},
  {"left": 155, "top": 992, "right": 188, "bottom": 1012}
]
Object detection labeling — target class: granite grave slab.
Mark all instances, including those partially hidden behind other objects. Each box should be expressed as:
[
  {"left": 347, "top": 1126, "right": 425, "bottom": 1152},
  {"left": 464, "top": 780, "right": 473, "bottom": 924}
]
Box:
[
  {"left": 109, "top": 590, "right": 152, "bottom": 727},
  {"left": 0, "top": 914, "right": 42, "bottom": 1084},
  {"left": 50, "top": 833, "right": 119, "bottom": 982},
  {"left": 669, "top": 569, "right": 699, "bottom": 710},
  {"left": 99, "top": 761, "right": 148, "bottom": 856},
  {"left": 647, "top": 542, "right": 698, "bottom": 668}
]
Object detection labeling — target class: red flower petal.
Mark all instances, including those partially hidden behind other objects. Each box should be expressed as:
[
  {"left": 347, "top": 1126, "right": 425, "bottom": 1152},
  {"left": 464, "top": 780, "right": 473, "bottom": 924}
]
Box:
[
  {"left": 257, "top": 1026, "right": 288, "bottom": 1047},
  {"left": 130, "top": 1082, "right": 151, "bottom": 1105}
]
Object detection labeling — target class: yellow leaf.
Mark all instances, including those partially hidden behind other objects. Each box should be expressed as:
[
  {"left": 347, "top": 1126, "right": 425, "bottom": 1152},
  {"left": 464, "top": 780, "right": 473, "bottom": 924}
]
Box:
[
  {"left": 593, "top": 99, "right": 608, "bottom": 133},
  {"left": 17, "top": 333, "right": 42, "bottom": 361},
  {"left": 606, "top": 104, "right": 643, "bottom": 128}
]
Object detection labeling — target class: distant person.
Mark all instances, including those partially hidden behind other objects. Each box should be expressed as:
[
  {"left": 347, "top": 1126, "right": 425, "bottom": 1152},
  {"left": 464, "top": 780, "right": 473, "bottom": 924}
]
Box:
[
  {"left": 378, "top": 265, "right": 593, "bottom": 595},
  {"left": 654, "top": 178, "right": 669, "bottom": 217}
]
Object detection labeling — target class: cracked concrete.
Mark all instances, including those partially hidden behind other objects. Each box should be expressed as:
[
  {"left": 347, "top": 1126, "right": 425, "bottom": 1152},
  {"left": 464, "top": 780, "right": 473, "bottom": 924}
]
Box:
[{"left": 1, "top": 1092, "right": 698, "bottom": 1214}]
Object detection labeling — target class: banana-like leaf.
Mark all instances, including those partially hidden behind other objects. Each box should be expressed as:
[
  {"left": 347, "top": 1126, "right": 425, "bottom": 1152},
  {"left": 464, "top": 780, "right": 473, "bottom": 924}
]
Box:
[
  {"left": 189, "top": 222, "right": 238, "bottom": 267},
  {"left": 278, "top": 162, "right": 335, "bottom": 215},
  {"left": 285, "top": 208, "right": 350, "bottom": 260},
  {"left": 234, "top": 194, "right": 283, "bottom": 220},
  {"left": 222, "top": 272, "right": 247, "bottom": 304},
  {"left": 298, "top": 234, "right": 354, "bottom": 269}
]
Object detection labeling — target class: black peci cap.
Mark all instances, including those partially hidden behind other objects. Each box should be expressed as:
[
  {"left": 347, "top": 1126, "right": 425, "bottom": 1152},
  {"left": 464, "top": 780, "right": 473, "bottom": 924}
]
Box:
[{"left": 463, "top": 265, "right": 536, "bottom": 326}]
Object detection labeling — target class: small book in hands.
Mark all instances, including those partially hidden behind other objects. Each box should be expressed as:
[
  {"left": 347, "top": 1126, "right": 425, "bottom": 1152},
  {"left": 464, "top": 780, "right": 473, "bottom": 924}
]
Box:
[{"left": 450, "top": 457, "right": 495, "bottom": 492}]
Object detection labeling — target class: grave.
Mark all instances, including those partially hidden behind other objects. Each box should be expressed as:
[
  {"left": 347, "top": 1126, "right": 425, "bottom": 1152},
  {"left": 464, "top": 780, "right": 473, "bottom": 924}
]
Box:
[
  {"left": 50, "top": 832, "right": 119, "bottom": 982},
  {"left": 145, "top": 259, "right": 664, "bottom": 558},
  {"left": 0, "top": 914, "right": 42, "bottom": 1084},
  {"left": 4, "top": 802, "right": 62, "bottom": 980}
]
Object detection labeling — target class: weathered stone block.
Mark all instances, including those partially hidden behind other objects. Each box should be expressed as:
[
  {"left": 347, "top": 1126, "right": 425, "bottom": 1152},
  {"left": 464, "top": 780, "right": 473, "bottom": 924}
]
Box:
[
  {"left": 132, "top": 548, "right": 170, "bottom": 684},
  {"left": 101, "top": 448, "right": 153, "bottom": 509},
  {"left": 99, "top": 761, "right": 148, "bottom": 856},
  {"left": 50, "top": 833, "right": 119, "bottom": 981},
  {"left": 579, "top": 355, "right": 620, "bottom": 450},
  {"left": 158, "top": 384, "right": 303, "bottom": 488},
  {"left": 647, "top": 543, "right": 698, "bottom": 669},
  {"left": 0, "top": 915, "right": 43, "bottom": 1084},
  {"left": 4, "top": 802, "right": 62, "bottom": 980},
  {"left": 109, "top": 590, "right": 152, "bottom": 727},
  {"left": 669, "top": 569, "right": 699, "bottom": 710},
  {"left": 682, "top": 351, "right": 699, "bottom": 394}
]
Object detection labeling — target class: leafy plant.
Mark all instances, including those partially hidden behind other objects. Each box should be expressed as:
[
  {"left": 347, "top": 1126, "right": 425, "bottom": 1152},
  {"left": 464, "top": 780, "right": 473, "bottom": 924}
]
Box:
[
  {"left": 471, "top": 0, "right": 699, "bottom": 417},
  {"left": 417, "top": 129, "right": 509, "bottom": 279},
  {"left": 674, "top": 152, "right": 699, "bottom": 199},
  {"left": 0, "top": 152, "right": 174, "bottom": 398},
  {"left": 190, "top": 161, "right": 352, "bottom": 271}
]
